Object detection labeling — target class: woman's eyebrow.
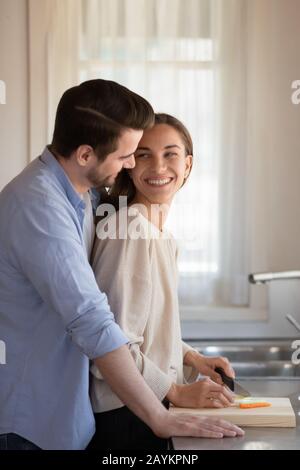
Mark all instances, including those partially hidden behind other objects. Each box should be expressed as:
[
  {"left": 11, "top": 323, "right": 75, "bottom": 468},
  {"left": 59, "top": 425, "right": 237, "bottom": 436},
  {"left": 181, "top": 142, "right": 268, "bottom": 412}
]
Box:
[
  {"left": 135, "top": 144, "right": 181, "bottom": 151},
  {"left": 164, "top": 144, "right": 181, "bottom": 149}
]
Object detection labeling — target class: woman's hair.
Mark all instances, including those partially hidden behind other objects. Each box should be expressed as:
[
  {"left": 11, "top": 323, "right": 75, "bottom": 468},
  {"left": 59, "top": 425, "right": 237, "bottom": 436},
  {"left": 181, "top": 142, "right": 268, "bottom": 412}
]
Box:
[
  {"left": 105, "top": 113, "right": 194, "bottom": 207},
  {"left": 51, "top": 79, "right": 154, "bottom": 160}
]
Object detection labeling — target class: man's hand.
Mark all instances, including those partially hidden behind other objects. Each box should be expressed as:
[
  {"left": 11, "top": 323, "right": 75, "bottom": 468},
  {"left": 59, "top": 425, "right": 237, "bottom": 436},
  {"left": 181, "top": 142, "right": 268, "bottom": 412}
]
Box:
[
  {"left": 184, "top": 350, "right": 235, "bottom": 385},
  {"left": 153, "top": 411, "right": 245, "bottom": 439}
]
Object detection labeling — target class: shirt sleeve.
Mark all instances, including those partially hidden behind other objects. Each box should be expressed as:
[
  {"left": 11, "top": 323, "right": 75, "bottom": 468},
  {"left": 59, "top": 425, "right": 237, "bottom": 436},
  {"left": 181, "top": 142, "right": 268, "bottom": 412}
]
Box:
[
  {"left": 91, "top": 235, "right": 173, "bottom": 401},
  {"left": 10, "top": 197, "right": 128, "bottom": 359},
  {"left": 182, "top": 341, "right": 200, "bottom": 383}
]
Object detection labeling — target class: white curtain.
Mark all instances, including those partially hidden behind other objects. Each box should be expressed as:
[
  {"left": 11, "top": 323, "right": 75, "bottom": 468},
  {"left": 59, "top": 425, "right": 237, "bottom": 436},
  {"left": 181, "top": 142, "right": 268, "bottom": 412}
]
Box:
[
  {"left": 46, "top": 0, "right": 81, "bottom": 142},
  {"left": 211, "top": 0, "right": 250, "bottom": 306},
  {"left": 47, "top": 0, "right": 250, "bottom": 307}
]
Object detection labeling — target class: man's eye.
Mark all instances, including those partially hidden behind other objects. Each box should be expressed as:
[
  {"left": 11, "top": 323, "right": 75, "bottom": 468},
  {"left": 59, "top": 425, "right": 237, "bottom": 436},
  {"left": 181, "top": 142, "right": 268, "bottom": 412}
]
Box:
[{"left": 120, "top": 155, "right": 132, "bottom": 160}]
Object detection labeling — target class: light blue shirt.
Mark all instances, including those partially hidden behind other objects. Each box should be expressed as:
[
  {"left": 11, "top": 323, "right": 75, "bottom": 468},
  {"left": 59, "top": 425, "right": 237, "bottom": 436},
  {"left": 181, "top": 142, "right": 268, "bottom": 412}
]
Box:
[{"left": 0, "top": 147, "right": 128, "bottom": 449}]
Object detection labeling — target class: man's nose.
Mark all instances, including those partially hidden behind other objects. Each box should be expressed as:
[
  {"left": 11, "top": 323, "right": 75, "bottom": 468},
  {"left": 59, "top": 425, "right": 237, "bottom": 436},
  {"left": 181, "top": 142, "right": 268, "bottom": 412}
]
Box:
[{"left": 123, "top": 155, "right": 136, "bottom": 169}]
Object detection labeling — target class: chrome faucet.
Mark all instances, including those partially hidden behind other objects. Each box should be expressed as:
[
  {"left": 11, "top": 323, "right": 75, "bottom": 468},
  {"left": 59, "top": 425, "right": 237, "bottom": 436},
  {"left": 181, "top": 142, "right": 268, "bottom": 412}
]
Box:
[
  {"left": 249, "top": 271, "right": 300, "bottom": 333},
  {"left": 286, "top": 314, "right": 300, "bottom": 333},
  {"left": 249, "top": 271, "right": 300, "bottom": 284}
]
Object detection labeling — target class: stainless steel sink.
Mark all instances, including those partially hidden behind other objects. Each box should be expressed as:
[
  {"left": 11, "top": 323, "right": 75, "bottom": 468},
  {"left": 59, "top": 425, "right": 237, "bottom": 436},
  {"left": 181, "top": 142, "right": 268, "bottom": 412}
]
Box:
[
  {"left": 196, "top": 344, "right": 292, "bottom": 362},
  {"left": 192, "top": 340, "right": 300, "bottom": 378},
  {"left": 232, "top": 361, "right": 300, "bottom": 378}
]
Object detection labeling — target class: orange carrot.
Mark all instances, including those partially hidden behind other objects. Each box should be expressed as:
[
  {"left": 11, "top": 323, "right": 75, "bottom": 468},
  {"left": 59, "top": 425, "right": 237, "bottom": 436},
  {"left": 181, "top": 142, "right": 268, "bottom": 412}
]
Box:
[{"left": 239, "top": 402, "right": 271, "bottom": 409}]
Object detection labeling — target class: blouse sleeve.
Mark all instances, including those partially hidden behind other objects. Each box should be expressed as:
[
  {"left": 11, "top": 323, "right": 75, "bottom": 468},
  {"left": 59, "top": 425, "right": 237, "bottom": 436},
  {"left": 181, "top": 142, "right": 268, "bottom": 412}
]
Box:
[{"left": 182, "top": 341, "right": 200, "bottom": 383}]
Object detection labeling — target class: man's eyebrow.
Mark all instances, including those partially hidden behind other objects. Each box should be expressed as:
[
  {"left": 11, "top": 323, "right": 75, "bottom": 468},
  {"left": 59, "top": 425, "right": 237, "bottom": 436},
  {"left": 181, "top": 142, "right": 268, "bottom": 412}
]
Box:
[{"left": 120, "top": 152, "right": 135, "bottom": 158}]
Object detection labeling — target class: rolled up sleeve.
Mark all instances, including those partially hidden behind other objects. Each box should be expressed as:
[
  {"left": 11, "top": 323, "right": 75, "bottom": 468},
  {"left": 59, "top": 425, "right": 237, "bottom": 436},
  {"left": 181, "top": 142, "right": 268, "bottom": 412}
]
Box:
[{"left": 11, "top": 198, "right": 128, "bottom": 359}]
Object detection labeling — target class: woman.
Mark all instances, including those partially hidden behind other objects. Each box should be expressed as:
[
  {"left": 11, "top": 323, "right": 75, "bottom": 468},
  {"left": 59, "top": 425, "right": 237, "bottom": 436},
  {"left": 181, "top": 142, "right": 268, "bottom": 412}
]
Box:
[{"left": 89, "top": 114, "right": 236, "bottom": 449}]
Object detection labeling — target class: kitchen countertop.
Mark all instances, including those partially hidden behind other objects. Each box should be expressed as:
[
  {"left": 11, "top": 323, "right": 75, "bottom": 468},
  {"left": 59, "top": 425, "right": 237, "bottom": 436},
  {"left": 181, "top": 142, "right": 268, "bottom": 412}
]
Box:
[{"left": 172, "top": 379, "right": 300, "bottom": 450}]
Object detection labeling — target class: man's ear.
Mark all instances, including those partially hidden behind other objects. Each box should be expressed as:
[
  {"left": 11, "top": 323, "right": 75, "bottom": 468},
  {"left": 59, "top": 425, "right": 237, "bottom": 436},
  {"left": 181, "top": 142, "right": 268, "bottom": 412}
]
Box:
[{"left": 75, "top": 145, "right": 95, "bottom": 167}]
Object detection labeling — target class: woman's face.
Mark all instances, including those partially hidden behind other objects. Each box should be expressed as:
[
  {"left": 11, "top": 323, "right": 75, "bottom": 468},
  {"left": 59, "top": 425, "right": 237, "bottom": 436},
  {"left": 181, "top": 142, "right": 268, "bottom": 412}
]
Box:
[{"left": 130, "top": 124, "right": 193, "bottom": 206}]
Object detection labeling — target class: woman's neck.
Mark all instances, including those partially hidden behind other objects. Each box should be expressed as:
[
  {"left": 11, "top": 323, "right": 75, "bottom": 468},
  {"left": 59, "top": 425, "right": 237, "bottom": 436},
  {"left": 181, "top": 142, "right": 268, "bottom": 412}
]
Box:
[{"left": 131, "top": 193, "right": 172, "bottom": 231}]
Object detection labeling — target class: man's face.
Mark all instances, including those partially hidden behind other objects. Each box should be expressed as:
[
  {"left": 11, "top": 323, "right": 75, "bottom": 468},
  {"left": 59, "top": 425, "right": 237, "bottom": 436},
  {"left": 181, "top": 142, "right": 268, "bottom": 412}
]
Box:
[{"left": 86, "top": 129, "right": 143, "bottom": 188}]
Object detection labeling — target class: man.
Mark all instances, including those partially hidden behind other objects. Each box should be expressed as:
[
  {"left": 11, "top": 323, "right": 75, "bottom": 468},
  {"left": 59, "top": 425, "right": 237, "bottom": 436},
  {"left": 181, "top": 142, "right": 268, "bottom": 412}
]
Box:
[{"left": 0, "top": 79, "right": 244, "bottom": 449}]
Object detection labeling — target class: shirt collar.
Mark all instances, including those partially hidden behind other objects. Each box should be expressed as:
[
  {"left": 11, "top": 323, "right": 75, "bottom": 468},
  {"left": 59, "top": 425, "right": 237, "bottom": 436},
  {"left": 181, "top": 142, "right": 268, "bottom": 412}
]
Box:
[
  {"left": 90, "top": 188, "right": 101, "bottom": 214},
  {"left": 40, "top": 147, "right": 85, "bottom": 212}
]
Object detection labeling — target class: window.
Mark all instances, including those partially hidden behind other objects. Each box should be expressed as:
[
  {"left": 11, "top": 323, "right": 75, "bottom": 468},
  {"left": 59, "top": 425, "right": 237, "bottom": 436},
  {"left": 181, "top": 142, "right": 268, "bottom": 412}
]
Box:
[{"left": 79, "top": 0, "right": 250, "bottom": 310}]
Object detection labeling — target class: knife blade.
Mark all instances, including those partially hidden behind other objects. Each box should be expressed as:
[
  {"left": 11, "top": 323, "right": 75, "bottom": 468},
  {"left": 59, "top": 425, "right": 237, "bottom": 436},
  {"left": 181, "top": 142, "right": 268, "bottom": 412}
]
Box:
[
  {"left": 215, "top": 367, "right": 251, "bottom": 398},
  {"left": 234, "top": 381, "right": 251, "bottom": 398}
]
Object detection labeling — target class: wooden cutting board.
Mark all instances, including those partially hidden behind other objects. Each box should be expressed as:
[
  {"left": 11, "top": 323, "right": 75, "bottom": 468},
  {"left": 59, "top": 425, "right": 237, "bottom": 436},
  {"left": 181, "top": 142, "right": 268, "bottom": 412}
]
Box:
[{"left": 170, "top": 397, "right": 296, "bottom": 427}]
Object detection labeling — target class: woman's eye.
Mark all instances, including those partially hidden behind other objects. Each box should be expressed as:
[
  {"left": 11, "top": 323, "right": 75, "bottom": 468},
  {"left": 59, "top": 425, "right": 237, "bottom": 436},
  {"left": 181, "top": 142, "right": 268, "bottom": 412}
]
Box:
[
  {"left": 136, "top": 153, "right": 150, "bottom": 159},
  {"left": 165, "top": 152, "right": 177, "bottom": 158}
]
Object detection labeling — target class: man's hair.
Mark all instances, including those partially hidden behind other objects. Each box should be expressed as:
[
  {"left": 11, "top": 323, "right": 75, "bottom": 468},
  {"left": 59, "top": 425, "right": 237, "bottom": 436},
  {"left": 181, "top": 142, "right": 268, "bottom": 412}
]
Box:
[{"left": 51, "top": 79, "right": 154, "bottom": 160}]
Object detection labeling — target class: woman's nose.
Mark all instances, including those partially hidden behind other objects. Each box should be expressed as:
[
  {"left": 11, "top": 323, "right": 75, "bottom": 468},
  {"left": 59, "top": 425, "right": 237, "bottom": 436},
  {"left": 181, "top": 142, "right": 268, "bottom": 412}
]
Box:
[{"left": 152, "top": 157, "right": 167, "bottom": 172}]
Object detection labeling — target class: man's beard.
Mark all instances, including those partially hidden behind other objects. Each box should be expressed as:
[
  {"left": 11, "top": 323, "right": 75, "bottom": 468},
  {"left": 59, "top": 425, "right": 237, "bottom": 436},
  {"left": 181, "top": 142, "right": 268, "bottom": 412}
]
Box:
[{"left": 87, "top": 168, "right": 115, "bottom": 189}]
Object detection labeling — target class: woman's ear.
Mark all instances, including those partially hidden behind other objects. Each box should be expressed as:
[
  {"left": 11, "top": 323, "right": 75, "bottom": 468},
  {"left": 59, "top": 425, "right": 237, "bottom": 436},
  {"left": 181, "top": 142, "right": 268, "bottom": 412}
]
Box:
[{"left": 184, "top": 155, "right": 193, "bottom": 179}]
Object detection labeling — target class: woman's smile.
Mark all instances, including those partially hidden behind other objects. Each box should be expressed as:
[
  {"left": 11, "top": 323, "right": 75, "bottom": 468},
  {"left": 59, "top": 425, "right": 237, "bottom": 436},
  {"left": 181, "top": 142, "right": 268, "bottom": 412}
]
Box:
[{"left": 144, "top": 176, "right": 174, "bottom": 187}]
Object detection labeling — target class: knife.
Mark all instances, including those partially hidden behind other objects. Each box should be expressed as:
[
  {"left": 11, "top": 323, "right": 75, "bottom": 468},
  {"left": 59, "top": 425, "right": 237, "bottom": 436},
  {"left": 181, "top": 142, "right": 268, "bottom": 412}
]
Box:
[{"left": 215, "top": 367, "right": 251, "bottom": 398}]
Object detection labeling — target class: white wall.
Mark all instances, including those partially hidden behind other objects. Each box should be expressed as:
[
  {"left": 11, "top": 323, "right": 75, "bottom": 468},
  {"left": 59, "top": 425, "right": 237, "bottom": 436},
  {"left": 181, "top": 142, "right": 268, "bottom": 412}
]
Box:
[
  {"left": 0, "top": 0, "right": 29, "bottom": 191},
  {"left": 248, "top": 0, "right": 300, "bottom": 273}
]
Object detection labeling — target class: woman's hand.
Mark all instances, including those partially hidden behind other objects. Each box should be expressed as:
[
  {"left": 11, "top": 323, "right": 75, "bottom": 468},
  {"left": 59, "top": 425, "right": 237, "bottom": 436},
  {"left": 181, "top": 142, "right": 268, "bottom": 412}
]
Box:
[
  {"left": 184, "top": 350, "right": 235, "bottom": 385},
  {"left": 166, "top": 377, "right": 235, "bottom": 409}
]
